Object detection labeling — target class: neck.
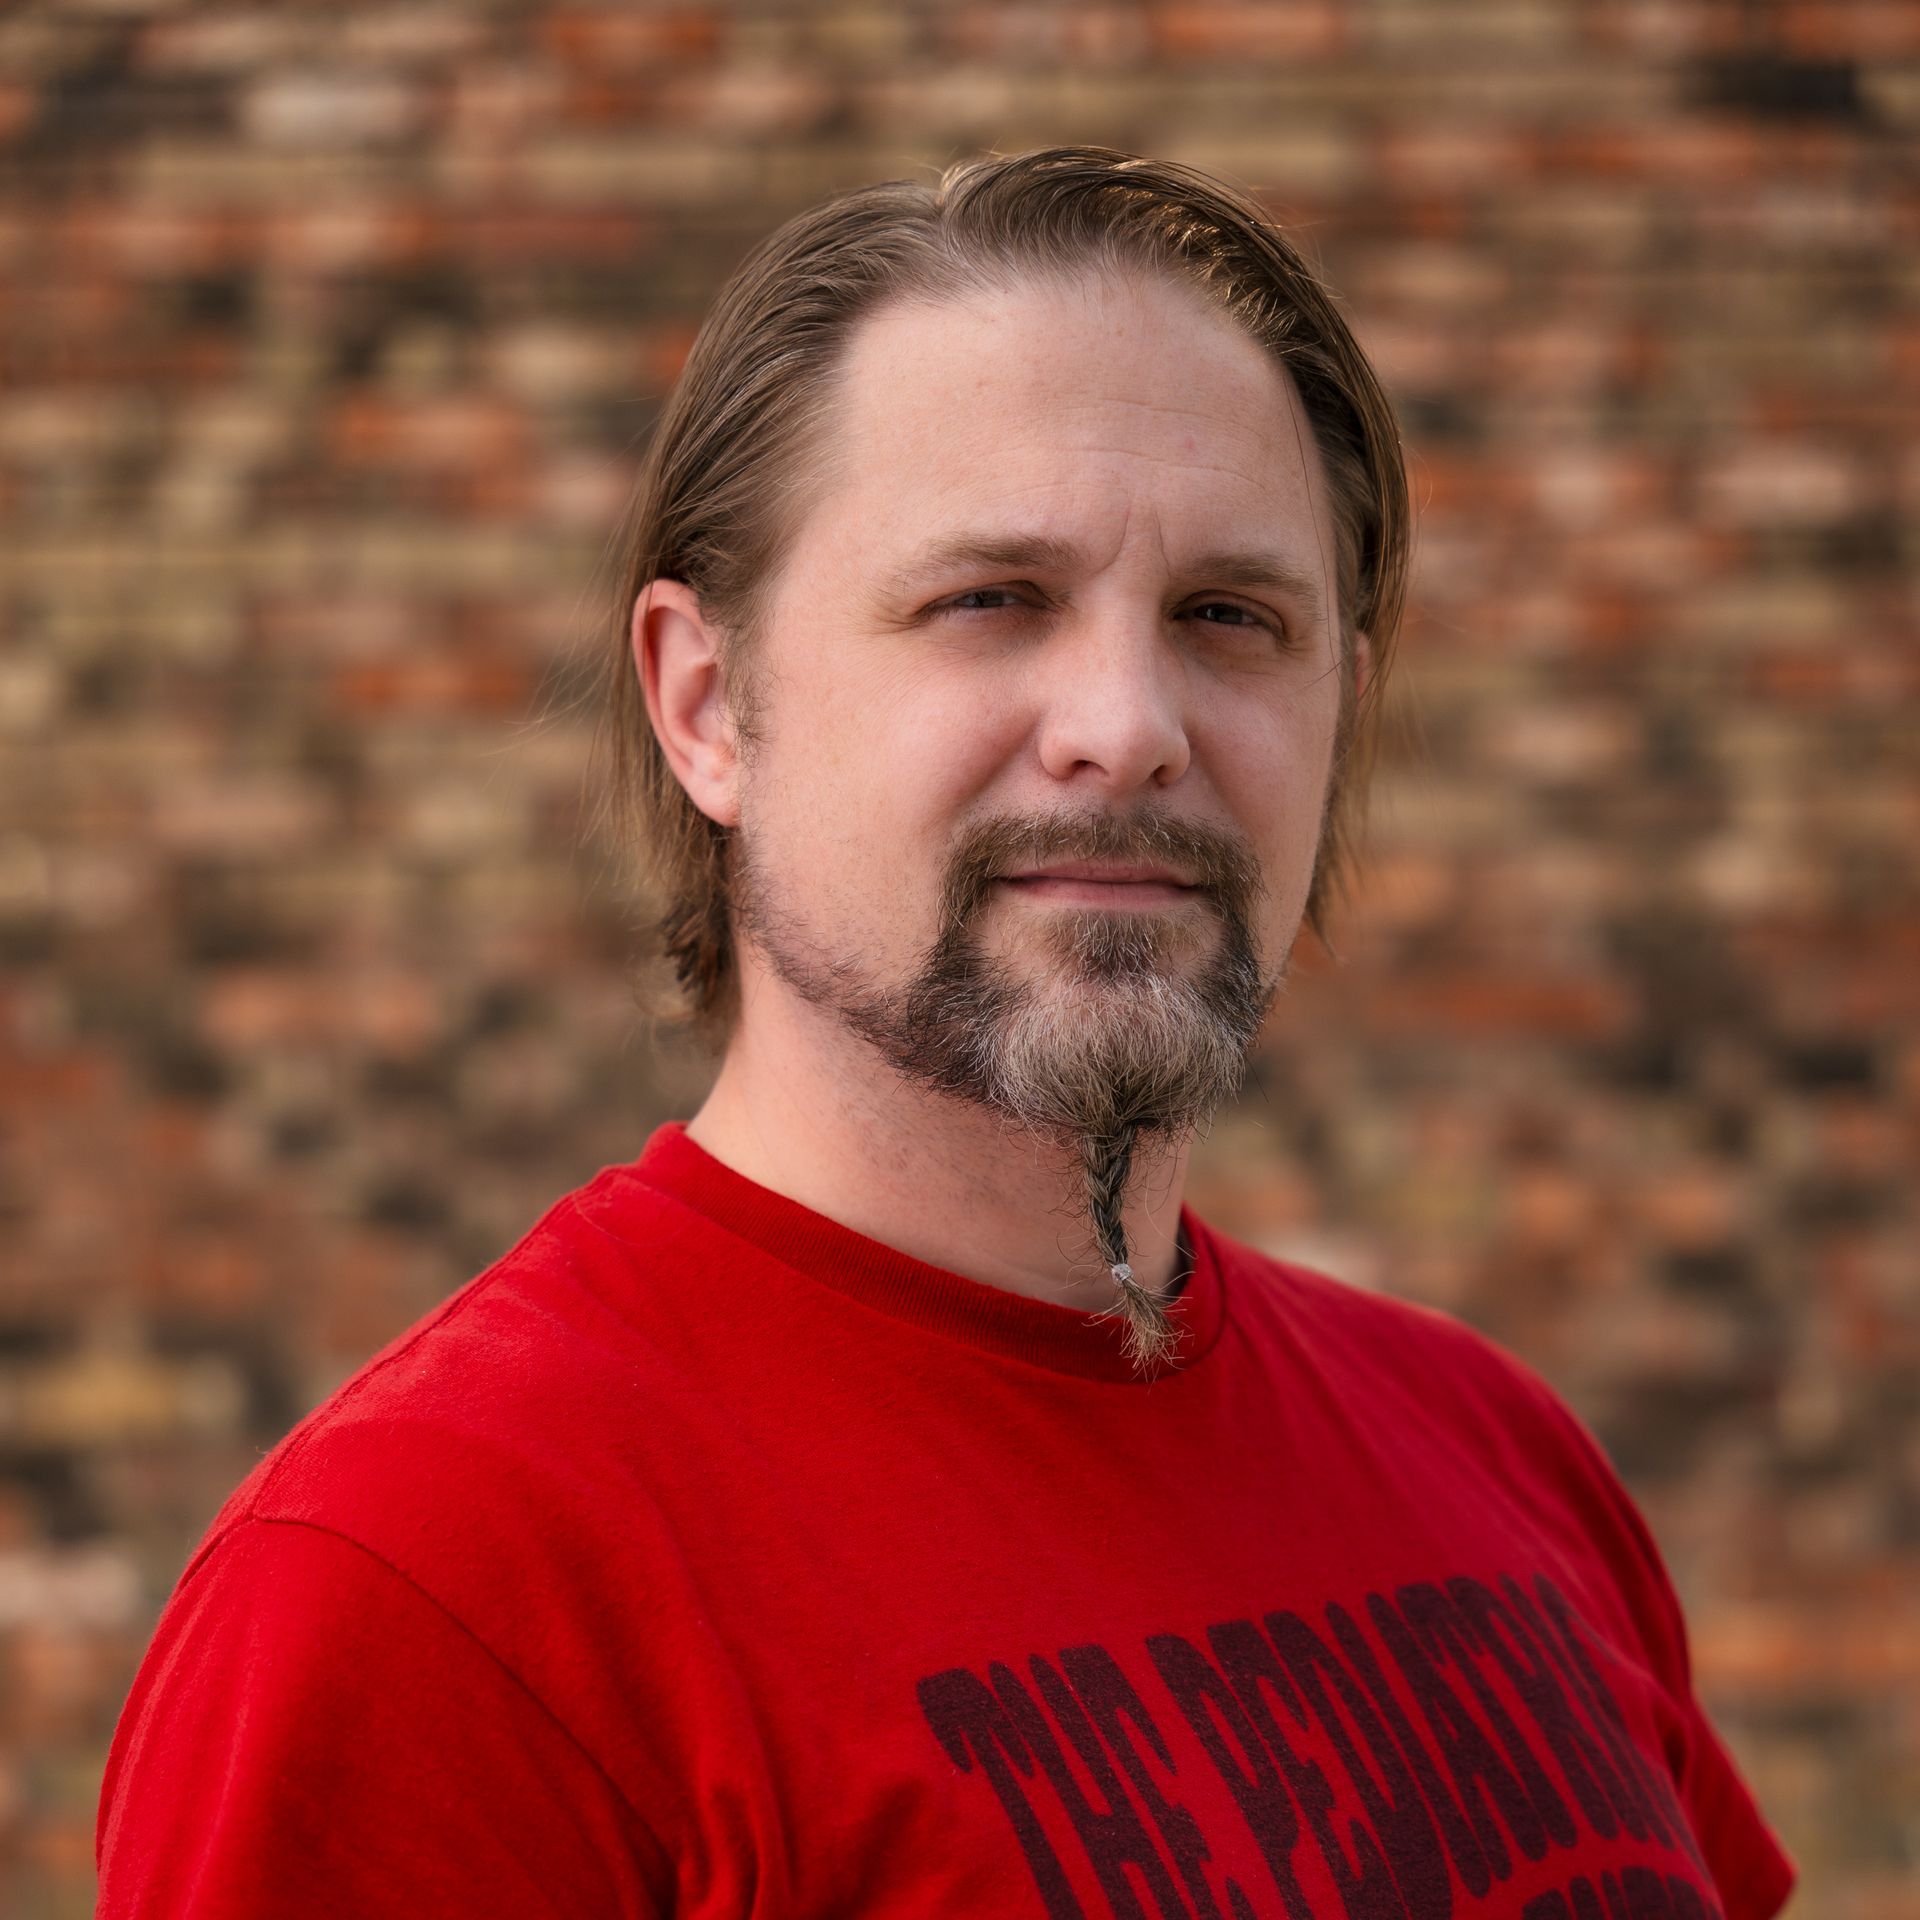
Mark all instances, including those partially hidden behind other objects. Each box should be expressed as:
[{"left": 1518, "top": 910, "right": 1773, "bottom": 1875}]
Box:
[{"left": 682, "top": 964, "right": 1195, "bottom": 1312}]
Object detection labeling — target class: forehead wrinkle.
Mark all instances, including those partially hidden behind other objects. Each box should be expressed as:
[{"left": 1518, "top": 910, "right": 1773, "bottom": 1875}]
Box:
[
  {"left": 1052, "top": 386, "right": 1238, "bottom": 413},
  {"left": 1049, "top": 447, "right": 1286, "bottom": 495},
  {"left": 1054, "top": 390, "right": 1279, "bottom": 434}
]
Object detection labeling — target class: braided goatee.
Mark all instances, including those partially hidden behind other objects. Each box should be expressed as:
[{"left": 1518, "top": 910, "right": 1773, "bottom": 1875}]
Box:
[
  {"left": 1081, "top": 1125, "right": 1180, "bottom": 1377},
  {"left": 734, "top": 803, "right": 1284, "bottom": 1383}
]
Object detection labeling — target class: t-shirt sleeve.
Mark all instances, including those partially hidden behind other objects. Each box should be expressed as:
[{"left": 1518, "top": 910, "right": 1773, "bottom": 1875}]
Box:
[
  {"left": 1605, "top": 1514, "right": 1796, "bottom": 1920},
  {"left": 96, "top": 1513, "right": 673, "bottom": 1919},
  {"left": 1484, "top": 1342, "right": 1800, "bottom": 1920}
]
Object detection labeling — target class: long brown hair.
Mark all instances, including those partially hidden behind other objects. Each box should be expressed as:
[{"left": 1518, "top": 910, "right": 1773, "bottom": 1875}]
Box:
[{"left": 590, "top": 144, "right": 1412, "bottom": 1048}]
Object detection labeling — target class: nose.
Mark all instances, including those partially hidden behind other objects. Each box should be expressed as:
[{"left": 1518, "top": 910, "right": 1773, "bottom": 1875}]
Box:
[{"left": 1031, "top": 612, "right": 1192, "bottom": 793}]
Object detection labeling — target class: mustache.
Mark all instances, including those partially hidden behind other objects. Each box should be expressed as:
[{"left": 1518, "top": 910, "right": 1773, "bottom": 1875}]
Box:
[{"left": 937, "top": 809, "right": 1268, "bottom": 930}]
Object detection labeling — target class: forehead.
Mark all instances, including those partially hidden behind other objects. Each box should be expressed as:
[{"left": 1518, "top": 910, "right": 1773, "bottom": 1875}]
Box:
[{"left": 803, "top": 273, "right": 1331, "bottom": 571}]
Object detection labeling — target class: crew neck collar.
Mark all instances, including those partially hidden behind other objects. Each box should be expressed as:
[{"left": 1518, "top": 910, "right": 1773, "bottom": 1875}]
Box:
[{"left": 612, "top": 1121, "right": 1226, "bottom": 1385}]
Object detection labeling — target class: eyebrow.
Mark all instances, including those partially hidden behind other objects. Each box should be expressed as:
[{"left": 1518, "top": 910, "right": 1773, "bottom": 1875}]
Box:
[{"left": 885, "top": 530, "right": 1330, "bottom": 626}]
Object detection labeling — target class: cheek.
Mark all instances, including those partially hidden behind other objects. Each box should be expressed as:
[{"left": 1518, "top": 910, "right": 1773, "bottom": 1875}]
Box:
[
  {"left": 747, "top": 664, "right": 1010, "bottom": 928},
  {"left": 1215, "top": 692, "right": 1333, "bottom": 816},
  {"left": 782, "top": 623, "right": 1010, "bottom": 785},
  {"left": 750, "top": 645, "right": 888, "bottom": 818},
  {"left": 1208, "top": 704, "right": 1337, "bottom": 915},
  {"left": 830, "top": 658, "right": 1023, "bottom": 830}
]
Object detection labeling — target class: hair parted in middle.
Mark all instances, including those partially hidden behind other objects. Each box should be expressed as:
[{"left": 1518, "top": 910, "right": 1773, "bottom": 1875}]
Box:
[{"left": 594, "top": 143, "right": 1412, "bottom": 1047}]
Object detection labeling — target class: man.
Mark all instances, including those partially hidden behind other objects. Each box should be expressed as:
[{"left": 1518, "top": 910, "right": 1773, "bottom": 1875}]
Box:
[{"left": 97, "top": 147, "right": 1795, "bottom": 1919}]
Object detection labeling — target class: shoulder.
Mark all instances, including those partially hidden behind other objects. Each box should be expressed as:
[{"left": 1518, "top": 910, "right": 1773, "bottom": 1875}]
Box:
[
  {"left": 184, "top": 1163, "right": 686, "bottom": 1607},
  {"left": 116, "top": 1164, "right": 704, "bottom": 1880},
  {"left": 1204, "top": 1212, "right": 1567, "bottom": 1432},
  {"left": 97, "top": 1512, "right": 678, "bottom": 1914},
  {"left": 1202, "top": 1214, "right": 1696, "bottom": 1691}
]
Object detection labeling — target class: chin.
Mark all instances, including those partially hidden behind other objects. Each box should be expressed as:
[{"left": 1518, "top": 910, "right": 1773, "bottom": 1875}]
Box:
[{"left": 1010, "top": 915, "right": 1212, "bottom": 978}]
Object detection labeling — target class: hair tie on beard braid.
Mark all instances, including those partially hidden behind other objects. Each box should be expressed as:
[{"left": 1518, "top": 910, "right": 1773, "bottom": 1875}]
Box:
[
  {"left": 1081, "top": 1127, "right": 1181, "bottom": 1376},
  {"left": 1104, "top": 1260, "right": 1178, "bottom": 1374}
]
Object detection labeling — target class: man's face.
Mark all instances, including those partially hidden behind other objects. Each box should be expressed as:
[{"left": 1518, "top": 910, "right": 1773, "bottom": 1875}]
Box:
[{"left": 722, "top": 269, "right": 1352, "bottom": 1180}]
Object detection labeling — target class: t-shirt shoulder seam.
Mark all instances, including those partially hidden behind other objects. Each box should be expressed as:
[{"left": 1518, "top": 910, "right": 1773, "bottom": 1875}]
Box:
[
  {"left": 231, "top": 1510, "right": 680, "bottom": 1881},
  {"left": 245, "top": 1189, "right": 597, "bottom": 1514},
  {"left": 1280, "top": 1248, "right": 1562, "bottom": 1394},
  {"left": 1200, "top": 1223, "right": 1491, "bottom": 1356}
]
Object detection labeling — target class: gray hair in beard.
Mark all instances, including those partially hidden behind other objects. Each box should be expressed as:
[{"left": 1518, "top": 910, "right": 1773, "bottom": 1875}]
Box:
[{"left": 732, "top": 806, "right": 1281, "bottom": 1377}]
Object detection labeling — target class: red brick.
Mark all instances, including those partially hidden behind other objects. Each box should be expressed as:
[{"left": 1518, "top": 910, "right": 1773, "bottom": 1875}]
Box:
[
  {"left": 541, "top": 7, "right": 724, "bottom": 70},
  {"left": 1146, "top": 0, "right": 1347, "bottom": 60}
]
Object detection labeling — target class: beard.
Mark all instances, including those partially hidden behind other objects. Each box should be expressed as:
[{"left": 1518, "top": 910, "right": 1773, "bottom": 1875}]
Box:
[{"left": 729, "top": 804, "right": 1284, "bottom": 1376}]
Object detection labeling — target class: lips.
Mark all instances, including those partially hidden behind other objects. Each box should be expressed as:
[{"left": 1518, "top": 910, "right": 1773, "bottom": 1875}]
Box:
[
  {"left": 1004, "top": 863, "right": 1197, "bottom": 887},
  {"left": 996, "top": 866, "right": 1202, "bottom": 911}
]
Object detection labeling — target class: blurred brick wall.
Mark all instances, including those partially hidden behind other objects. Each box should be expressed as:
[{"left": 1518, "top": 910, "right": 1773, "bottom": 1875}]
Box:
[{"left": 1, "top": 3, "right": 1915, "bottom": 1914}]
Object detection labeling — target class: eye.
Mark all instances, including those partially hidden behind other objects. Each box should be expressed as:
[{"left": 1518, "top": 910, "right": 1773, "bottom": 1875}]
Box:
[
  {"left": 938, "top": 587, "right": 1031, "bottom": 614},
  {"left": 928, "top": 588, "right": 1287, "bottom": 644},
  {"left": 1187, "top": 600, "right": 1285, "bottom": 642}
]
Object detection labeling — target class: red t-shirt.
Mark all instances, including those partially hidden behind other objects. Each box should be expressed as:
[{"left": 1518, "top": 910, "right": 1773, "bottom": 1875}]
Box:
[{"left": 97, "top": 1121, "right": 1797, "bottom": 1919}]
